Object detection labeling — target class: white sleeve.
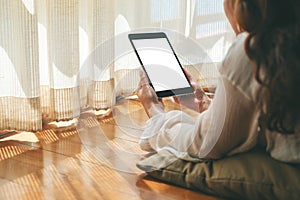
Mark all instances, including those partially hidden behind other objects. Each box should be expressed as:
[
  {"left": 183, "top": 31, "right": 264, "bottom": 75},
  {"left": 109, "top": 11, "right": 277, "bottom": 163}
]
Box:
[{"left": 139, "top": 75, "right": 260, "bottom": 160}]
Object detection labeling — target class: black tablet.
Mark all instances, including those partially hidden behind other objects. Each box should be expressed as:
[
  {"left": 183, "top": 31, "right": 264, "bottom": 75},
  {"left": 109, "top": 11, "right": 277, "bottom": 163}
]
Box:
[{"left": 128, "top": 32, "right": 194, "bottom": 98}]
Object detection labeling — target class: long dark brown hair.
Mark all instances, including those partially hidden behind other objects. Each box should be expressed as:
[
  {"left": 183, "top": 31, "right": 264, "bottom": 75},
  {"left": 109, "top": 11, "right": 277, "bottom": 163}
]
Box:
[{"left": 235, "top": 0, "right": 300, "bottom": 134}]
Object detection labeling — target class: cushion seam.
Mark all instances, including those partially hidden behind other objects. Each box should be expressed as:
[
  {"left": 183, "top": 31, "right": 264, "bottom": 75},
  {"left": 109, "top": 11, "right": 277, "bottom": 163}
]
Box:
[{"left": 152, "top": 169, "right": 298, "bottom": 192}]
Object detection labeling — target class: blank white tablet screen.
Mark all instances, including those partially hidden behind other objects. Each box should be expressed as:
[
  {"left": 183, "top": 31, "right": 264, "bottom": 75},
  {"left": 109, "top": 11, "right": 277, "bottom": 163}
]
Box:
[{"left": 132, "top": 38, "right": 190, "bottom": 92}]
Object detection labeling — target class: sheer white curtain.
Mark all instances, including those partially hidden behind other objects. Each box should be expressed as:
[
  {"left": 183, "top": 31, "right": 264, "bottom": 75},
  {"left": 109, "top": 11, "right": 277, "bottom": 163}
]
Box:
[
  {"left": 0, "top": 0, "right": 40, "bottom": 131},
  {"left": 0, "top": 0, "right": 234, "bottom": 131}
]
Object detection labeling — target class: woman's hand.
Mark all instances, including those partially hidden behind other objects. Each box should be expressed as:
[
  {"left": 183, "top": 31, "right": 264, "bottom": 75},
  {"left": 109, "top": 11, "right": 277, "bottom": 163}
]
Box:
[
  {"left": 136, "top": 70, "right": 165, "bottom": 118},
  {"left": 174, "top": 69, "right": 211, "bottom": 113}
]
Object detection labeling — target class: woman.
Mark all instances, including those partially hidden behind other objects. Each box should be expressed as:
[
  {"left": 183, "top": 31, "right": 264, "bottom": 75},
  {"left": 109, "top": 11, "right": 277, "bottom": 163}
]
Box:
[{"left": 136, "top": 0, "right": 300, "bottom": 164}]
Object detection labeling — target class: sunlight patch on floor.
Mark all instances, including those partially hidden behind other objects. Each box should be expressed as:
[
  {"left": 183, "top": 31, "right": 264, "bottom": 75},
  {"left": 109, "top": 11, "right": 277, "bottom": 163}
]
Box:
[{"left": 0, "top": 131, "right": 39, "bottom": 143}]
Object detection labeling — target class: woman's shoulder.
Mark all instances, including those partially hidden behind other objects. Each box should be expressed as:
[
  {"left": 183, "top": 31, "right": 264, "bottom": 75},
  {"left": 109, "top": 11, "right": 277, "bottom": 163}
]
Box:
[
  {"left": 219, "top": 32, "right": 263, "bottom": 102},
  {"left": 220, "top": 32, "right": 250, "bottom": 76}
]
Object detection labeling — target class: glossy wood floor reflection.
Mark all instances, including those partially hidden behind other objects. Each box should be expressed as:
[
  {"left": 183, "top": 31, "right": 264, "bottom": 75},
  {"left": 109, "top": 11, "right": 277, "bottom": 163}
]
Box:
[{"left": 0, "top": 98, "right": 219, "bottom": 200}]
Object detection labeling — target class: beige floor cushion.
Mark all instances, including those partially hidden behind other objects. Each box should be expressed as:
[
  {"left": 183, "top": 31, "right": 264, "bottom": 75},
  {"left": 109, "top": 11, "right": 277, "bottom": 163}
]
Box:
[{"left": 137, "top": 147, "right": 300, "bottom": 199}]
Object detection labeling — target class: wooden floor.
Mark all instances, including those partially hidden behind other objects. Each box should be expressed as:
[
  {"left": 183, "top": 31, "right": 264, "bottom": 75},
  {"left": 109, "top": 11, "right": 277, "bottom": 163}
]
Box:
[{"left": 0, "top": 98, "right": 219, "bottom": 200}]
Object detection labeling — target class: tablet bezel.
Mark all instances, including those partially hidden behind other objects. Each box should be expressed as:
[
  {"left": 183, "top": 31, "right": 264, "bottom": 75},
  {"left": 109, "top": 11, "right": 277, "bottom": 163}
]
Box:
[{"left": 128, "top": 32, "right": 194, "bottom": 98}]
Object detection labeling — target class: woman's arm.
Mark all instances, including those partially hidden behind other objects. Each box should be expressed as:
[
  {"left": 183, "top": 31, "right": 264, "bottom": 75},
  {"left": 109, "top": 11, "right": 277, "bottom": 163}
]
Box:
[
  {"left": 138, "top": 74, "right": 259, "bottom": 159},
  {"left": 137, "top": 35, "right": 259, "bottom": 160}
]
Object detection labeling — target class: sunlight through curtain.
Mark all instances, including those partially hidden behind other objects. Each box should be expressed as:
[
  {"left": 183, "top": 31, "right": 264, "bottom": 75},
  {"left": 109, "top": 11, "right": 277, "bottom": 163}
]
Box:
[
  {"left": 0, "top": 0, "right": 40, "bottom": 131},
  {"left": 0, "top": 0, "right": 234, "bottom": 131}
]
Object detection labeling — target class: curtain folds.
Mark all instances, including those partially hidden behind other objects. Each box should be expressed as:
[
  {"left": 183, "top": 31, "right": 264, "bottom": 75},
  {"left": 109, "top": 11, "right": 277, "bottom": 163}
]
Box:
[
  {"left": 0, "top": 0, "right": 40, "bottom": 131},
  {"left": 0, "top": 0, "right": 234, "bottom": 131}
]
